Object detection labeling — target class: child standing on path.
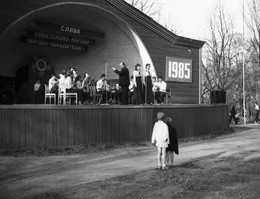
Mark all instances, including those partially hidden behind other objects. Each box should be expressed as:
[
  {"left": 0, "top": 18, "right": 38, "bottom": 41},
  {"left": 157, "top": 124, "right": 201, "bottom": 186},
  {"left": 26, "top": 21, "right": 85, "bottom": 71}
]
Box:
[
  {"left": 151, "top": 112, "right": 169, "bottom": 169},
  {"left": 165, "top": 117, "right": 179, "bottom": 167}
]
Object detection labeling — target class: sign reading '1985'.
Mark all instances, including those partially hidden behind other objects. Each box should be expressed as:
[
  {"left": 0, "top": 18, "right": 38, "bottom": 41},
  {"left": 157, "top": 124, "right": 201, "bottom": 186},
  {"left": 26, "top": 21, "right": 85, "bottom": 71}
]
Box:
[{"left": 165, "top": 57, "right": 192, "bottom": 83}]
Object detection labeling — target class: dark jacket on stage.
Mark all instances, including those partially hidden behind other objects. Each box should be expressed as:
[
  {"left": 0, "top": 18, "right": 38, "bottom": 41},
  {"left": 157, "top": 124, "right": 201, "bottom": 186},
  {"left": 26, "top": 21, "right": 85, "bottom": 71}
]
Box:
[
  {"left": 166, "top": 123, "right": 179, "bottom": 154},
  {"left": 114, "top": 66, "right": 130, "bottom": 86}
]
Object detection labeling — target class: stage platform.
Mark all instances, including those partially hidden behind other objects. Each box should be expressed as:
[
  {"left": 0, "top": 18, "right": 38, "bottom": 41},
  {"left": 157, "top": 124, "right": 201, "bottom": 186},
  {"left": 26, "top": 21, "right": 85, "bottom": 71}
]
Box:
[{"left": 0, "top": 104, "right": 228, "bottom": 150}]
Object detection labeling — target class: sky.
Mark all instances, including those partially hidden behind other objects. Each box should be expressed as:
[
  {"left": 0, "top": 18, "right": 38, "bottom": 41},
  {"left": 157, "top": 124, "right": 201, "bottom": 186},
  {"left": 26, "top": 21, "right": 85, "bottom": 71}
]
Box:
[{"left": 158, "top": 0, "right": 248, "bottom": 40}]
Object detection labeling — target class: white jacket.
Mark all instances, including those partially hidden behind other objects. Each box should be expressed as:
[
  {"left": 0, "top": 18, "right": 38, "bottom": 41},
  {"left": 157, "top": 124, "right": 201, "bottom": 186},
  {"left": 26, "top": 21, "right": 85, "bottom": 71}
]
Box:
[{"left": 151, "top": 120, "right": 169, "bottom": 147}]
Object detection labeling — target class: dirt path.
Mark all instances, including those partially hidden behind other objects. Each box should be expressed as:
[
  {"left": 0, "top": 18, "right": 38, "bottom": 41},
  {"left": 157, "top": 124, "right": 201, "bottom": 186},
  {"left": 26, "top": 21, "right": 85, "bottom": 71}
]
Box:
[{"left": 0, "top": 127, "right": 260, "bottom": 199}]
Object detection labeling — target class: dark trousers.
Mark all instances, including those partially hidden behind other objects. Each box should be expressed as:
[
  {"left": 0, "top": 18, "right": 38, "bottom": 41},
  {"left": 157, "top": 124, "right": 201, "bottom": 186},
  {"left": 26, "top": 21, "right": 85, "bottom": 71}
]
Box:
[
  {"left": 229, "top": 114, "right": 237, "bottom": 124},
  {"left": 128, "top": 91, "right": 134, "bottom": 104},
  {"left": 66, "top": 88, "right": 83, "bottom": 104},
  {"left": 121, "top": 85, "right": 129, "bottom": 105},
  {"left": 134, "top": 85, "right": 143, "bottom": 105},
  {"left": 155, "top": 92, "right": 166, "bottom": 104},
  {"left": 51, "top": 90, "right": 58, "bottom": 104},
  {"left": 34, "top": 91, "right": 42, "bottom": 104},
  {"left": 111, "top": 91, "right": 122, "bottom": 104},
  {"left": 97, "top": 90, "right": 110, "bottom": 104},
  {"left": 83, "top": 91, "right": 90, "bottom": 103}
]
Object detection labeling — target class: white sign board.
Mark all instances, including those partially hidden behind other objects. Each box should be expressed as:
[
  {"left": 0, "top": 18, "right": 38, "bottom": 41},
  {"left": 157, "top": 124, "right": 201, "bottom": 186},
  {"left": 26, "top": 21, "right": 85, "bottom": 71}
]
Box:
[{"left": 165, "top": 57, "right": 192, "bottom": 83}]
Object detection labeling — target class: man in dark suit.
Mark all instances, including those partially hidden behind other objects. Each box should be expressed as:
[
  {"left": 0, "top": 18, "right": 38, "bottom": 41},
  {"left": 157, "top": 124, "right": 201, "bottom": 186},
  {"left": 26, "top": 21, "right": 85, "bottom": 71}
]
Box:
[{"left": 112, "top": 62, "right": 130, "bottom": 105}]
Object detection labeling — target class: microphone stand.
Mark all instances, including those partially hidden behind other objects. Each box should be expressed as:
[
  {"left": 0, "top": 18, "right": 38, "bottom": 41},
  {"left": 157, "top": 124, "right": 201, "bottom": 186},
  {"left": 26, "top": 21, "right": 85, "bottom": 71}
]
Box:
[
  {"left": 104, "top": 60, "right": 109, "bottom": 105},
  {"left": 144, "top": 69, "right": 147, "bottom": 105}
]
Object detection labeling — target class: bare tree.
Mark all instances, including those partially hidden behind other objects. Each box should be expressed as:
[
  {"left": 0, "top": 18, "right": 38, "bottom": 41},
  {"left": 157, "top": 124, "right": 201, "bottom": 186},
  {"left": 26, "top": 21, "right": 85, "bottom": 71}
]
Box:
[
  {"left": 246, "top": 0, "right": 260, "bottom": 103},
  {"left": 156, "top": 12, "right": 183, "bottom": 35},
  {"left": 202, "top": 2, "right": 242, "bottom": 103},
  {"left": 124, "top": 0, "right": 181, "bottom": 34},
  {"left": 124, "top": 0, "right": 160, "bottom": 17}
]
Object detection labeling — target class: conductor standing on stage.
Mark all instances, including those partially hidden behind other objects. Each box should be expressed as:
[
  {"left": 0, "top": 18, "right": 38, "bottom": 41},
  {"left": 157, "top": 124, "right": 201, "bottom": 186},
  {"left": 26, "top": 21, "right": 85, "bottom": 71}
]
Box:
[{"left": 112, "top": 62, "right": 130, "bottom": 105}]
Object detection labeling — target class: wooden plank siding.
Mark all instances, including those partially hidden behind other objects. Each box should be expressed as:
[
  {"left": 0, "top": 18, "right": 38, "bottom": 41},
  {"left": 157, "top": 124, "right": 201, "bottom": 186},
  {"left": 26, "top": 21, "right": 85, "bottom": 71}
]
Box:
[
  {"left": 151, "top": 105, "right": 229, "bottom": 139},
  {"left": 0, "top": 105, "right": 228, "bottom": 150}
]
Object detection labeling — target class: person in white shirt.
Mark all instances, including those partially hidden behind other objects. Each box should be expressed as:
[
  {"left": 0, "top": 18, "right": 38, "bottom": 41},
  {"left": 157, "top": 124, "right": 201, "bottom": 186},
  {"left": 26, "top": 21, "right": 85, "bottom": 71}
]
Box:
[
  {"left": 96, "top": 74, "right": 108, "bottom": 92},
  {"left": 65, "top": 71, "right": 73, "bottom": 90},
  {"left": 48, "top": 74, "right": 58, "bottom": 104},
  {"left": 151, "top": 112, "right": 169, "bottom": 169},
  {"left": 65, "top": 70, "right": 84, "bottom": 105},
  {"left": 34, "top": 79, "right": 41, "bottom": 92},
  {"left": 152, "top": 76, "right": 159, "bottom": 103},
  {"left": 155, "top": 76, "right": 167, "bottom": 104},
  {"left": 96, "top": 74, "right": 109, "bottom": 104},
  {"left": 254, "top": 102, "right": 259, "bottom": 123},
  {"left": 58, "top": 70, "right": 66, "bottom": 93},
  {"left": 48, "top": 73, "right": 58, "bottom": 93}
]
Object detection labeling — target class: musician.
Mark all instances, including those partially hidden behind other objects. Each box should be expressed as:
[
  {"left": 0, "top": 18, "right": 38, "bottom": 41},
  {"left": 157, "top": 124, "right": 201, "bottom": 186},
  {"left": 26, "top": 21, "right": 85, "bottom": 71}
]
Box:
[
  {"left": 88, "top": 77, "right": 96, "bottom": 104},
  {"left": 73, "top": 75, "right": 83, "bottom": 89},
  {"left": 152, "top": 76, "right": 159, "bottom": 104},
  {"left": 96, "top": 74, "right": 110, "bottom": 104},
  {"left": 70, "top": 67, "right": 78, "bottom": 82},
  {"left": 112, "top": 62, "right": 130, "bottom": 105},
  {"left": 82, "top": 73, "right": 91, "bottom": 104},
  {"left": 152, "top": 76, "right": 158, "bottom": 92},
  {"left": 48, "top": 73, "right": 58, "bottom": 104},
  {"left": 58, "top": 70, "right": 66, "bottom": 93},
  {"left": 144, "top": 63, "right": 154, "bottom": 104},
  {"left": 33, "top": 79, "right": 44, "bottom": 104},
  {"left": 133, "top": 63, "right": 143, "bottom": 105},
  {"left": 48, "top": 73, "right": 58, "bottom": 93},
  {"left": 65, "top": 70, "right": 73, "bottom": 90},
  {"left": 65, "top": 70, "right": 84, "bottom": 105},
  {"left": 82, "top": 73, "right": 90, "bottom": 89},
  {"left": 155, "top": 76, "right": 167, "bottom": 104},
  {"left": 114, "top": 83, "right": 122, "bottom": 104}
]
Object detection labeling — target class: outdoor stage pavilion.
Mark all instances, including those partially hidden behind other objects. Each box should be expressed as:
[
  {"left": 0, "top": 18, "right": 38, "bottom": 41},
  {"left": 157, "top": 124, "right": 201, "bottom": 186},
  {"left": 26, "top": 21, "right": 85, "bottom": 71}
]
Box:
[{"left": 0, "top": 0, "right": 228, "bottom": 150}]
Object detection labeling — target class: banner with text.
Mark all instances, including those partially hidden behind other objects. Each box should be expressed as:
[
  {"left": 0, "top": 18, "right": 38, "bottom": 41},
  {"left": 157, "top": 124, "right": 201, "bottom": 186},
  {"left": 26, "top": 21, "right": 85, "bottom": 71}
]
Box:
[{"left": 165, "top": 56, "right": 192, "bottom": 83}]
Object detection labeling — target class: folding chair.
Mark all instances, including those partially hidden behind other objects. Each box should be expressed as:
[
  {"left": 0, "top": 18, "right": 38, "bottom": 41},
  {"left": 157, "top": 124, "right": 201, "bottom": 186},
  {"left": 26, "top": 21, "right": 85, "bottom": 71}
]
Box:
[{"left": 44, "top": 84, "right": 56, "bottom": 104}]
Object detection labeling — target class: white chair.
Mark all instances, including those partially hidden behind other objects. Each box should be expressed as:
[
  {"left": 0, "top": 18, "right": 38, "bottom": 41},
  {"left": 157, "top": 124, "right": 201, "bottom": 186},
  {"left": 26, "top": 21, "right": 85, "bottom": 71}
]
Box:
[
  {"left": 58, "top": 89, "right": 65, "bottom": 105},
  {"left": 58, "top": 89, "right": 78, "bottom": 105},
  {"left": 65, "top": 92, "right": 78, "bottom": 105},
  {"left": 44, "top": 84, "right": 56, "bottom": 104}
]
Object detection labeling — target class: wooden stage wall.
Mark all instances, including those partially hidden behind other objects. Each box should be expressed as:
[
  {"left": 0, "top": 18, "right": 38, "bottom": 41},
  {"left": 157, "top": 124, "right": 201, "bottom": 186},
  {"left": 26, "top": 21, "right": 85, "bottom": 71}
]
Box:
[{"left": 0, "top": 104, "right": 228, "bottom": 150}]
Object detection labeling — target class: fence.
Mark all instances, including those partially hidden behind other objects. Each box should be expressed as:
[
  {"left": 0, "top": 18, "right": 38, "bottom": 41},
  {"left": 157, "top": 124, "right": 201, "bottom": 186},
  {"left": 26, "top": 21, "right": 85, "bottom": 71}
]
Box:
[{"left": 0, "top": 104, "right": 228, "bottom": 150}]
